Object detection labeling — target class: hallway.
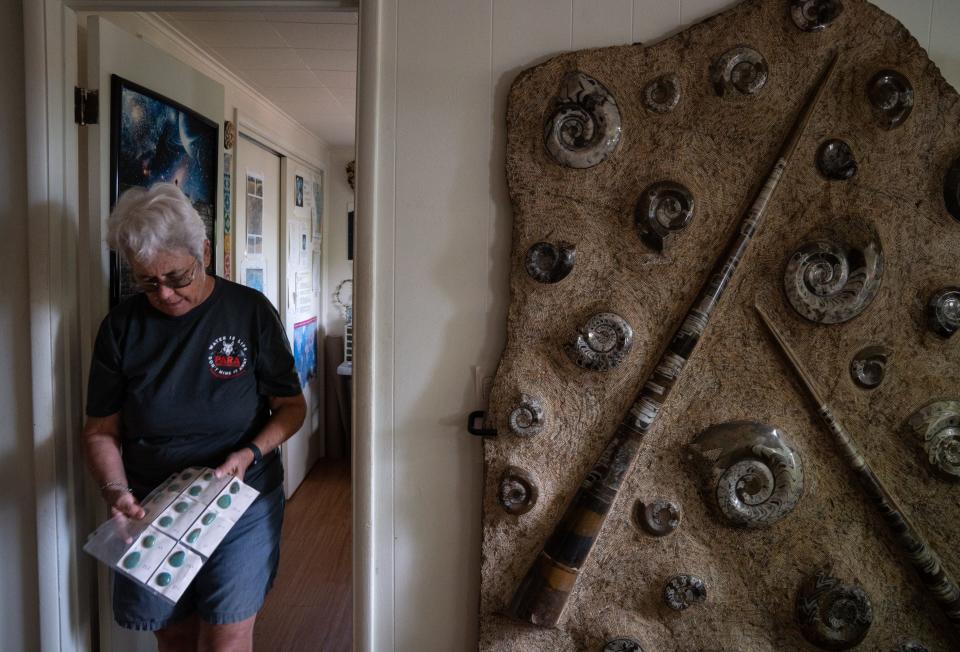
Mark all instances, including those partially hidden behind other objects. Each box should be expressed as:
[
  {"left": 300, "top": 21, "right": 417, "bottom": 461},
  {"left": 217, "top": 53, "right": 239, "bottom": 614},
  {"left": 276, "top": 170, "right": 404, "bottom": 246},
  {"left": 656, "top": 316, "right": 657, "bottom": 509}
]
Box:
[{"left": 255, "top": 457, "right": 352, "bottom": 652}]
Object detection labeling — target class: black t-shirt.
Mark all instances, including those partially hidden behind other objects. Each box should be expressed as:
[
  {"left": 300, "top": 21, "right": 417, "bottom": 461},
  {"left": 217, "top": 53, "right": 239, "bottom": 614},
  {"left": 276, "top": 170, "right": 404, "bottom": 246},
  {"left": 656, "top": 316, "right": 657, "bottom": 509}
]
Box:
[{"left": 86, "top": 276, "right": 301, "bottom": 497}]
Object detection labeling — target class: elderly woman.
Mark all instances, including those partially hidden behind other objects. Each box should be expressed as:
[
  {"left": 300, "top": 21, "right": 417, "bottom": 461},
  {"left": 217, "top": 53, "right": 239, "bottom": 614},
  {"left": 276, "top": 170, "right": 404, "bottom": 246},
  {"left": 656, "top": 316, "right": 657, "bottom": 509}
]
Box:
[{"left": 81, "top": 182, "right": 306, "bottom": 651}]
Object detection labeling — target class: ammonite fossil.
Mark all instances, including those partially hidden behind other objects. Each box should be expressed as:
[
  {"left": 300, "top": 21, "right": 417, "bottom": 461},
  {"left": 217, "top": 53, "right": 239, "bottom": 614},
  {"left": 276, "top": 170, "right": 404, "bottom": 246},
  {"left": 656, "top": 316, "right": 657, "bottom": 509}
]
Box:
[
  {"left": 893, "top": 641, "right": 929, "bottom": 652},
  {"left": 926, "top": 286, "right": 960, "bottom": 337},
  {"left": 664, "top": 574, "right": 707, "bottom": 611},
  {"left": 544, "top": 71, "right": 621, "bottom": 168},
  {"left": 796, "top": 570, "right": 873, "bottom": 650},
  {"left": 784, "top": 238, "right": 883, "bottom": 324},
  {"left": 635, "top": 181, "right": 695, "bottom": 252},
  {"left": 944, "top": 155, "right": 960, "bottom": 222},
  {"left": 791, "top": 0, "right": 844, "bottom": 32},
  {"left": 634, "top": 498, "right": 681, "bottom": 537},
  {"left": 906, "top": 400, "right": 960, "bottom": 480},
  {"left": 849, "top": 345, "right": 890, "bottom": 389},
  {"left": 710, "top": 46, "right": 768, "bottom": 97},
  {"left": 498, "top": 467, "right": 538, "bottom": 515},
  {"left": 688, "top": 421, "right": 803, "bottom": 528},
  {"left": 603, "top": 638, "right": 644, "bottom": 652},
  {"left": 816, "top": 139, "right": 857, "bottom": 181},
  {"left": 525, "top": 241, "right": 576, "bottom": 284},
  {"left": 566, "top": 312, "right": 634, "bottom": 371},
  {"left": 642, "top": 74, "right": 681, "bottom": 114},
  {"left": 867, "top": 69, "right": 914, "bottom": 130},
  {"left": 508, "top": 393, "right": 546, "bottom": 438}
]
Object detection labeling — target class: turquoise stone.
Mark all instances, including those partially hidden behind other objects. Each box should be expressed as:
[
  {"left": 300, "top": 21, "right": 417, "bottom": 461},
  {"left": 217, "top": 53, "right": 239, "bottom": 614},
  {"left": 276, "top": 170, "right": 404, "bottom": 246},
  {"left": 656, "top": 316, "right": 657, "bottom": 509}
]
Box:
[
  {"left": 158, "top": 516, "right": 173, "bottom": 527},
  {"left": 173, "top": 502, "right": 189, "bottom": 513},
  {"left": 188, "top": 486, "right": 202, "bottom": 497},
  {"left": 216, "top": 495, "right": 232, "bottom": 509},
  {"left": 167, "top": 484, "right": 181, "bottom": 492},
  {"left": 187, "top": 528, "right": 201, "bottom": 544},
  {"left": 203, "top": 472, "right": 214, "bottom": 481},
  {"left": 155, "top": 572, "right": 172, "bottom": 587},
  {"left": 168, "top": 551, "right": 186, "bottom": 568},
  {"left": 142, "top": 535, "right": 156, "bottom": 548},
  {"left": 230, "top": 482, "right": 240, "bottom": 494},
  {"left": 202, "top": 512, "right": 217, "bottom": 526},
  {"left": 122, "top": 552, "right": 141, "bottom": 569},
  {"left": 180, "top": 472, "right": 192, "bottom": 480}
]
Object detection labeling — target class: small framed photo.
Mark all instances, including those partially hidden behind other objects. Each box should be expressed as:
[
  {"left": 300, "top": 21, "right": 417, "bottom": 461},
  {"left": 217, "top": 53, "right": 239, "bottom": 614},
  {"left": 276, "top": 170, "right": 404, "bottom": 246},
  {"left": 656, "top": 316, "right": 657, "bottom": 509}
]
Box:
[{"left": 295, "top": 175, "right": 304, "bottom": 207}]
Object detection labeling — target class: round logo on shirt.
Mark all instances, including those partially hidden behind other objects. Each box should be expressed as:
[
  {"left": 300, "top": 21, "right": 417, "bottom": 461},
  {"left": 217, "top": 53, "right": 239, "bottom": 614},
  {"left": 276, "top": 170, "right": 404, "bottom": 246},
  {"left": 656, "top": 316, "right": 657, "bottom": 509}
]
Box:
[{"left": 207, "top": 336, "right": 250, "bottom": 378}]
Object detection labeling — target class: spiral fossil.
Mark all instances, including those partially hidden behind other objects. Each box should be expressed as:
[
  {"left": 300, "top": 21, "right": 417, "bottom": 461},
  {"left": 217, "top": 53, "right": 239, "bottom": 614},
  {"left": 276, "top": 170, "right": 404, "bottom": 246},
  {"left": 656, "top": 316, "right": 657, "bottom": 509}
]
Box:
[
  {"left": 525, "top": 241, "right": 576, "bottom": 284},
  {"left": 635, "top": 181, "right": 695, "bottom": 252},
  {"left": 603, "top": 638, "right": 644, "bottom": 652},
  {"left": 784, "top": 238, "right": 883, "bottom": 324},
  {"left": 566, "top": 312, "right": 634, "bottom": 371},
  {"left": 498, "top": 467, "right": 538, "bottom": 515},
  {"left": 796, "top": 570, "right": 873, "bottom": 650},
  {"left": 791, "top": 0, "right": 844, "bottom": 32},
  {"left": 926, "top": 287, "right": 960, "bottom": 338},
  {"left": 711, "top": 46, "right": 768, "bottom": 97},
  {"left": 634, "top": 498, "right": 681, "bottom": 537},
  {"left": 893, "top": 641, "right": 929, "bottom": 652},
  {"left": 688, "top": 421, "right": 803, "bottom": 528},
  {"left": 944, "top": 156, "right": 960, "bottom": 222},
  {"left": 907, "top": 400, "right": 960, "bottom": 480},
  {"left": 544, "top": 71, "right": 621, "bottom": 169},
  {"left": 508, "top": 394, "right": 546, "bottom": 438},
  {"left": 867, "top": 69, "right": 914, "bottom": 130},
  {"left": 642, "top": 74, "right": 681, "bottom": 113},
  {"left": 664, "top": 574, "right": 707, "bottom": 611},
  {"left": 849, "top": 345, "right": 890, "bottom": 389},
  {"left": 816, "top": 139, "right": 857, "bottom": 181}
]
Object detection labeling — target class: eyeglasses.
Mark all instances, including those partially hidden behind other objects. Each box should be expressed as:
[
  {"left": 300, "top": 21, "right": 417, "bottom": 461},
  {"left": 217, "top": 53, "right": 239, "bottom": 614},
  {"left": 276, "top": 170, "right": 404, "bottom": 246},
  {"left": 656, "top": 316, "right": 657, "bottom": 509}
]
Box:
[{"left": 134, "top": 260, "right": 200, "bottom": 293}]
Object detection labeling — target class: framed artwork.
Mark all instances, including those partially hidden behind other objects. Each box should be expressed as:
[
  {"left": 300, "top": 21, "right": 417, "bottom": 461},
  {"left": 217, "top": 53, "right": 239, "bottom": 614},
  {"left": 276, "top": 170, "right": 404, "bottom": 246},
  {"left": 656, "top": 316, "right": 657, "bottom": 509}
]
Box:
[
  {"left": 109, "top": 75, "right": 219, "bottom": 306},
  {"left": 295, "top": 174, "right": 304, "bottom": 207}
]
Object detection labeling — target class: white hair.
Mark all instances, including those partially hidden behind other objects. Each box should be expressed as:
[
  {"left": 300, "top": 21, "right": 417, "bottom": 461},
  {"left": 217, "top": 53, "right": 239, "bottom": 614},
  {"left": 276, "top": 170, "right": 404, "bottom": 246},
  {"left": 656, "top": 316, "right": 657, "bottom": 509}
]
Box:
[{"left": 106, "top": 183, "right": 207, "bottom": 264}]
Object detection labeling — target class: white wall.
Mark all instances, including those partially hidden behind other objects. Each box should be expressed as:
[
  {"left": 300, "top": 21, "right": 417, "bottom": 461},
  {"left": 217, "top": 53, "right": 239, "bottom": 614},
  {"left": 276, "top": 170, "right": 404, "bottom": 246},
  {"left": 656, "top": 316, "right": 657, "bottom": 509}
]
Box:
[
  {"left": 362, "top": 0, "right": 960, "bottom": 650},
  {"left": 0, "top": 0, "right": 40, "bottom": 649},
  {"left": 325, "top": 146, "right": 355, "bottom": 335}
]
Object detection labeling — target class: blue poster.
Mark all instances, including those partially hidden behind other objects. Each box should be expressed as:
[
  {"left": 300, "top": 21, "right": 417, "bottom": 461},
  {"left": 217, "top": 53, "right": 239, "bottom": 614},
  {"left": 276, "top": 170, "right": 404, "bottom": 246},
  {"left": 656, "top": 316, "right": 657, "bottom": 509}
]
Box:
[{"left": 293, "top": 316, "right": 318, "bottom": 386}]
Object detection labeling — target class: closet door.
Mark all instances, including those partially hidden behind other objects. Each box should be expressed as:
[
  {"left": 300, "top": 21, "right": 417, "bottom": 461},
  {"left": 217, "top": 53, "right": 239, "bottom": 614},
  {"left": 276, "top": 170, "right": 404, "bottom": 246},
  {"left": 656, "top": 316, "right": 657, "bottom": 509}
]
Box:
[{"left": 234, "top": 135, "right": 282, "bottom": 309}]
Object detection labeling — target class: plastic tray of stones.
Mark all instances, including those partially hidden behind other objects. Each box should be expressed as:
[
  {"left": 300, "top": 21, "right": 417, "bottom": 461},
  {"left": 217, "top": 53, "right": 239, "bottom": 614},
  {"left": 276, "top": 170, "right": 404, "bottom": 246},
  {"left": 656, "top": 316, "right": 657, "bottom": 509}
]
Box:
[{"left": 83, "top": 466, "right": 260, "bottom": 603}]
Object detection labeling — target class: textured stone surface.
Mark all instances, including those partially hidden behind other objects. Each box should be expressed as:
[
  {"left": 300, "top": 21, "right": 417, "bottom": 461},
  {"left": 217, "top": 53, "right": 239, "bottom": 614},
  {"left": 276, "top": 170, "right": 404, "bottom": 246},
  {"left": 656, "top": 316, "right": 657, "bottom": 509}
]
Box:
[{"left": 481, "top": 1, "right": 960, "bottom": 649}]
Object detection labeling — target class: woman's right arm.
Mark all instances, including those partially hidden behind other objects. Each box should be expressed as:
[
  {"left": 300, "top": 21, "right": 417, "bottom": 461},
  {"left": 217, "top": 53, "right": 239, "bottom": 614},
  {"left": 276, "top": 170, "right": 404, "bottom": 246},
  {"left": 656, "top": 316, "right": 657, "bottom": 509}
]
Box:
[{"left": 81, "top": 413, "right": 145, "bottom": 519}]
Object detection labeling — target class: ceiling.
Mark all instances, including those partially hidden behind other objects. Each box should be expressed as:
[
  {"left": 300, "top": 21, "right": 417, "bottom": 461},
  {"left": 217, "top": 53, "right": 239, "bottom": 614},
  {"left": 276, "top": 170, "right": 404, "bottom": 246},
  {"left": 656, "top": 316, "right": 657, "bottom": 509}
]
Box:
[{"left": 159, "top": 9, "right": 357, "bottom": 148}]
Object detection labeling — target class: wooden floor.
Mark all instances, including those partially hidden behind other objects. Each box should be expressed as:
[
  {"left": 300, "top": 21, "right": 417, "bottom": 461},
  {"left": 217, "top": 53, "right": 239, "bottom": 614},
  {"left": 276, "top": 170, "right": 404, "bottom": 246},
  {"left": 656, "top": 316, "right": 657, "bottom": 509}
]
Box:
[{"left": 254, "top": 458, "right": 352, "bottom": 652}]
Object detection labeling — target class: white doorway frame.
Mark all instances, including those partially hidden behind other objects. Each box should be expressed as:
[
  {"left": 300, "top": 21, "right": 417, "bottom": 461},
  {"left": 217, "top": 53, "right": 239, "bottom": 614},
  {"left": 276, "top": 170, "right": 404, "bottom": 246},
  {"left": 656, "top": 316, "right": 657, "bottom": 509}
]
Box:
[{"left": 22, "top": 1, "right": 388, "bottom": 650}]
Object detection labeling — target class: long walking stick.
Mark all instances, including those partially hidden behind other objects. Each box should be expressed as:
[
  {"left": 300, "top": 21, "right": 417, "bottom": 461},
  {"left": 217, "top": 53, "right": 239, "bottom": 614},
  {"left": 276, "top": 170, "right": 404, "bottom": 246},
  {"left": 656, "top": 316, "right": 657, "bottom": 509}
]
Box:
[
  {"left": 508, "top": 52, "right": 840, "bottom": 627},
  {"left": 756, "top": 305, "right": 960, "bottom": 635}
]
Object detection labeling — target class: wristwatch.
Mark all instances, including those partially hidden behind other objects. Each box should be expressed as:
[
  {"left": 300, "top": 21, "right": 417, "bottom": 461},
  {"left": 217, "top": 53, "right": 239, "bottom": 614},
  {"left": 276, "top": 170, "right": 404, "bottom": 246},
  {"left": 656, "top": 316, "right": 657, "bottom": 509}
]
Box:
[{"left": 246, "top": 442, "right": 263, "bottom": 466}]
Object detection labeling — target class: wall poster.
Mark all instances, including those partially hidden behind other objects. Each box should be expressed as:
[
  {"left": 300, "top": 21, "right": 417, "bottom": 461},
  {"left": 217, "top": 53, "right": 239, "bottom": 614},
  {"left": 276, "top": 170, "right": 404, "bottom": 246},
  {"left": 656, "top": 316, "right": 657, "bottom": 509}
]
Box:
[
  {"left": 293, "top": 316, "right": 318, "bottom": 387},
  {"left": 109, "top": 75, "right": 218, "bottom": 306}
]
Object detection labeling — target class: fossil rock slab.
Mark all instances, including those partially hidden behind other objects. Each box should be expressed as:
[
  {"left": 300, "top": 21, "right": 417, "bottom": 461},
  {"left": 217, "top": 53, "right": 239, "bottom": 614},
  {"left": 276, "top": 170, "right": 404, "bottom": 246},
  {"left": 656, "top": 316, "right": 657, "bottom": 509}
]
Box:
[{"left": 482, "top": 1, "right": 960, "bottom": 649}]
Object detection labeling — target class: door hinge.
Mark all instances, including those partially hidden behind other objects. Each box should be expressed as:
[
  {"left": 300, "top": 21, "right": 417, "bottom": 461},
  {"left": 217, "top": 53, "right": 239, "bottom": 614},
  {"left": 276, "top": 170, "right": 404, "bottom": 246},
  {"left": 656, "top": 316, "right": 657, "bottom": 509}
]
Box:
[{"left": 74, "top": 87, "right": 99, "bottom": 125}]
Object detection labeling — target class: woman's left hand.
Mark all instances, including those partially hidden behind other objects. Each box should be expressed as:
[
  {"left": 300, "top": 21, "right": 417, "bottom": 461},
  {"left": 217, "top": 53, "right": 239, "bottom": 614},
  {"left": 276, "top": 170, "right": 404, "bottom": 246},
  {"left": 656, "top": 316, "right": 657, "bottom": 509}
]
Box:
[{"left": 214, "top": 447, "right": 255, "bottom": 481}]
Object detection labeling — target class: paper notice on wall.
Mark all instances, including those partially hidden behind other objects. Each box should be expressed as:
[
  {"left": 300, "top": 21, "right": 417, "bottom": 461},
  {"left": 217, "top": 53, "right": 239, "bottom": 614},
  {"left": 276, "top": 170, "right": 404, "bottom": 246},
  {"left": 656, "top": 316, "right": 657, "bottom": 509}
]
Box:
[{"left": 294, "top": 270, "right": 313, "bottom": 317}]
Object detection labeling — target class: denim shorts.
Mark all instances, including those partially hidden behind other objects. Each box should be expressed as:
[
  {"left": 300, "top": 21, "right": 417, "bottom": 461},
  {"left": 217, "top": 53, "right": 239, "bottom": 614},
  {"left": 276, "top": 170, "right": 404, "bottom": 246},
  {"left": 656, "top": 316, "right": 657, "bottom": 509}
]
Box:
[{"left": 113, "top": 484, "right": 285, "bottom": 630}]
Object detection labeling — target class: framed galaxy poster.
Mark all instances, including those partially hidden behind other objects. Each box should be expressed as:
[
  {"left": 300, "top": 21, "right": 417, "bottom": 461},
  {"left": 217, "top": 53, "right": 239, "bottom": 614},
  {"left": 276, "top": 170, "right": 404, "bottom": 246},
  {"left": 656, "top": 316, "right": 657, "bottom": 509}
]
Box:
[{"left": 110, "top": 75, "right": 219, "bottom": 306}]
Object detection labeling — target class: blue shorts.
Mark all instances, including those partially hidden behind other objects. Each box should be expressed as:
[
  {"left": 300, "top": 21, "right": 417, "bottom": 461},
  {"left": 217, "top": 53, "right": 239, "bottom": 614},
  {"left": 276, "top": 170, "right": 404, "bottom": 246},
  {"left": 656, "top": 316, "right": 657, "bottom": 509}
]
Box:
[{"left": 113, "top": 484, "right": 285, "bottom": 630}]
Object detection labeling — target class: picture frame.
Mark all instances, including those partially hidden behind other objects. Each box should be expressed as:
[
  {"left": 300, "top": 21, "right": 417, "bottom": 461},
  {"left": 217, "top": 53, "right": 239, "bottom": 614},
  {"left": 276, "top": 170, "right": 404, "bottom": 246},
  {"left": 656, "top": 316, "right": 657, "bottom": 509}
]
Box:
[{"left": 109, "top": 74, "right": 219, "bottom": 306}]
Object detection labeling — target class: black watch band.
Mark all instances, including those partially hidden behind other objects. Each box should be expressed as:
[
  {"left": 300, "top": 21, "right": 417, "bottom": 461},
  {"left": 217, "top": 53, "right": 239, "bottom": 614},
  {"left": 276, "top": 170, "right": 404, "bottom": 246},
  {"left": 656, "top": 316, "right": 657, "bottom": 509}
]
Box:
[{"left": 246, "top": 442, "right": 263, "bottom": 466}]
